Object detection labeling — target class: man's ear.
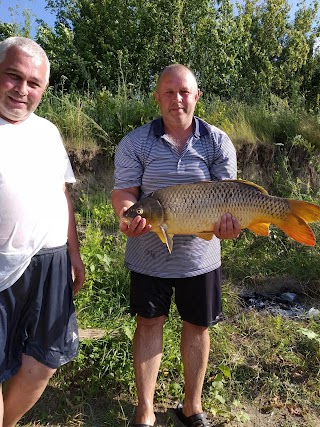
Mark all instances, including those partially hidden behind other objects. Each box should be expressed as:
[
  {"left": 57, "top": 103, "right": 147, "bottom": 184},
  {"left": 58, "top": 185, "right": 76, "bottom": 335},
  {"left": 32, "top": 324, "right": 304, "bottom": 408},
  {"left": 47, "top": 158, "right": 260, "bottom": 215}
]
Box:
[{"left": 154, "top": 90, "right": 159, "bottom": 103}]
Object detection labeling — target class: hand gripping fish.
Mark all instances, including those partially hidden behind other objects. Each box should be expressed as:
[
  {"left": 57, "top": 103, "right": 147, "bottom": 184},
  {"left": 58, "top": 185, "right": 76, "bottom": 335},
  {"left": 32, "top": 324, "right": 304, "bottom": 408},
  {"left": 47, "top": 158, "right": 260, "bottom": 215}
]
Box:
[{"left": 121, "top": 180, "right": 320, "bottom": 253}]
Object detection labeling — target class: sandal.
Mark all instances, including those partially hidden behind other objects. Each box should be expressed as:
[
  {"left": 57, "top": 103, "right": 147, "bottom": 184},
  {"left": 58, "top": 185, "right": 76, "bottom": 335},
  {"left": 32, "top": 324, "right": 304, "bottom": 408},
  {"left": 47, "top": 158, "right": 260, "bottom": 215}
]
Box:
[{"left": 176, "top": 403, "right": 211, "bottom": 427}]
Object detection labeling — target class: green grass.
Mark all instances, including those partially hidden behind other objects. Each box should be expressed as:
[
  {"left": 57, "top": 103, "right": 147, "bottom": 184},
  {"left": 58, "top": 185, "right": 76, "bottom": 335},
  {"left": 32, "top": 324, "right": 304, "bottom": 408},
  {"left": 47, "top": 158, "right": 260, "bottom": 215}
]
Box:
[
  {"left": 17, "top": 95, "right": 320, "bottom": 425},
  {"left": 19, "top": 184, "right": 319, "bottom": 426},
  {"left": 37, "top": 89, "right": 320, "bottom": 155}
]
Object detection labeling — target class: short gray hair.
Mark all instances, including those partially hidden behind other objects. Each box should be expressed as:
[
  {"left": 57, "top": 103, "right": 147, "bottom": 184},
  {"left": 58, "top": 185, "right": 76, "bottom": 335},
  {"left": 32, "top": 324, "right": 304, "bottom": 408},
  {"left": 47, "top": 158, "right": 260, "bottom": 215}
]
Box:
[{"left": 0, "top": 36, "right": 50, "bottom": 82}]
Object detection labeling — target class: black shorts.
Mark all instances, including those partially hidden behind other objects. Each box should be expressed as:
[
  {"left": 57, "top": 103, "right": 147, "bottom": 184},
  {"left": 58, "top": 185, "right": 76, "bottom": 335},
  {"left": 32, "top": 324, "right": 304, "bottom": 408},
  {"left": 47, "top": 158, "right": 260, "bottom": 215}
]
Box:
[
  {"left": 130, "top": 268, "right": 223, "bottom": 327},
  {"left": 0, "top": 245, "right": 79, "bottom": 383}
]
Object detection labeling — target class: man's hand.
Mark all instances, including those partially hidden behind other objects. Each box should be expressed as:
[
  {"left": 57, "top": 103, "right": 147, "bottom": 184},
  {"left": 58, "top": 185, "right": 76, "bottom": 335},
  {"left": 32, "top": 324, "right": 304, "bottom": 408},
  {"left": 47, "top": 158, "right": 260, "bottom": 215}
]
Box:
[
  {"left": 70, "top": 255, "right": 85, "bottom": 293},
  {"left": 119, "top": 207, "right": 152, "bottom": 237},
  {"left": 214, "top": 213, "right": 241, "bottom": 240}
]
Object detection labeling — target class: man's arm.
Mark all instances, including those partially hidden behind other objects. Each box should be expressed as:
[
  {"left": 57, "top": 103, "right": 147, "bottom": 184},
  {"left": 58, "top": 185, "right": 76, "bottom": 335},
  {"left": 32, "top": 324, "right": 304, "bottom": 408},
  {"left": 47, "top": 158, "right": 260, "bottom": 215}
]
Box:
[
  {"left": 65, "top": 185, "right": 85, "bottom": 293},
  {"left": 112, "top": 187, "right": 152, "bottom": 237}
]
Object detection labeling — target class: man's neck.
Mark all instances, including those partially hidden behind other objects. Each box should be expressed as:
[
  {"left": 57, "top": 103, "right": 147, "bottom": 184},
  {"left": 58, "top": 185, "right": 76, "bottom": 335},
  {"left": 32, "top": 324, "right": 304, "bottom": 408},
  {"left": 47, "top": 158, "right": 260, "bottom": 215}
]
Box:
[
  {"left": 163, "top": 120, "right": 194, "bottom": 152},
  {"left": 163, "top": 119, "right": 193, "bottom": 142}
]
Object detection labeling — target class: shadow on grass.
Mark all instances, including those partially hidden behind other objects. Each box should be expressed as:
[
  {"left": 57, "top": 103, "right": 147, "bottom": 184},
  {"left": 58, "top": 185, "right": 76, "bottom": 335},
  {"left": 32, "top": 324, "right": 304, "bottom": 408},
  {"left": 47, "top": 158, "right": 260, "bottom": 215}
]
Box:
[
  {"left": 19, "top": 385, "right": 229, "bottom": 427},
  {"left": 19, "top": 384, "right": 133, "bottom": 426},
  {"left": 19, "top": 385, "right": 197, "bottom": 427}
]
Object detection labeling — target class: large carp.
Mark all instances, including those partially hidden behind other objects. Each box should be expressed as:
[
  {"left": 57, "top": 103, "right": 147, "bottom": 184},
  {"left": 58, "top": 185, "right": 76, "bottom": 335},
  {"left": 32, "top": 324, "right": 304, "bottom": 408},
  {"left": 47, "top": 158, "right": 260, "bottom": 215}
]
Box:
[{"left": 122, "top": 179, "right": 320, "bottom": 253}]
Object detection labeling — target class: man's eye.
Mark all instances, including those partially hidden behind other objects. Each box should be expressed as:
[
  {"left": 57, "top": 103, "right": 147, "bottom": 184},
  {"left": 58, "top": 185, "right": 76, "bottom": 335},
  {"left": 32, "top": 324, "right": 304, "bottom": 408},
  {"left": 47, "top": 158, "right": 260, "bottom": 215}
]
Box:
[
  {"left": 29, "top": 82, "right": 40, "bottom": 88},
  {"left": 7, "top": 73, "right": 19, "bottom": 80}
]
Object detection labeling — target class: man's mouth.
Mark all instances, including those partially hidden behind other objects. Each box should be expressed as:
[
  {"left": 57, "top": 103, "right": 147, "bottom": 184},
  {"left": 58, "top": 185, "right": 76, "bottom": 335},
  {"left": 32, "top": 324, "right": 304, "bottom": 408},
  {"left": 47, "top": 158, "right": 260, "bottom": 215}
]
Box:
[{"left": 8, "top": 96, "right": 26, "bottom": 106}]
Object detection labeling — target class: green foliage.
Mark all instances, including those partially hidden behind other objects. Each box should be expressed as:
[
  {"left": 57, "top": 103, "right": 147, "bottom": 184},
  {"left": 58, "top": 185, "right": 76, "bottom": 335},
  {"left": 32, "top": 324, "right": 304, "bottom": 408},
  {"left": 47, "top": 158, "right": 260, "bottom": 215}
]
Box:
[
  {"left": 0, "top": 1, "right": 33, "bottom": 38},
  {"left": 2, "top": 0, "right": 320, "bottom": 106},
  {"left": 37, "top": 85, "right": 160, "bottom": 150},
  {"left": 31, "top": 0, "right": 320, "bottom": 109},
  {"left": 56, "top": 175, "right": 320, "bottom": 424},
  {"left": 75, "top": 195, "right": 129, "bottom": 327},
  {"left": 37, "top": 87, "right": 320, "bottom": 155},
  {"left": 38, "top": 89, "right": 111, "bottom": 152}
]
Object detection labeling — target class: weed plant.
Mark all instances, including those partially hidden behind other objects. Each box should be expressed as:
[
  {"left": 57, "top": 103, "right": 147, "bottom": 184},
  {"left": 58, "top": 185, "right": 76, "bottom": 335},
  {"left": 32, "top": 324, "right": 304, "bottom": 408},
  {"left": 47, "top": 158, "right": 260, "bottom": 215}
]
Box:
[
  {"left": 48, "top": 176, "right": 320, "bottom": 426},
  {"left": 22, "top": 90, "right": 320, "bottom": 425},
  {"left": 38, "top": 87, "right": 320, "bottom": 155}
]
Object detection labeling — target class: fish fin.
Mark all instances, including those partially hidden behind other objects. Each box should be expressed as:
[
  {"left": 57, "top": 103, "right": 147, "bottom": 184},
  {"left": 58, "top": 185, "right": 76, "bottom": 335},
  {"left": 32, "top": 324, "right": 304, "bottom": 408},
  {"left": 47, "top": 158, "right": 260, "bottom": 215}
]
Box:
[
  {"left": 276, "top": 213, "right": 316, "bottom": 246},
  {"left": 288, "top": 199, "right": 320, "bottom": 223},
  {"left": 157, "top": 225, "right": 173, "bottom": 253},
  {"left": 276, "top": 199, "right": 320, "bottom": 246},
  {"left": 195, "top": 232, "right": 215, "bottom": 241},
  {"left": 218, "top": 179, "right": 269, "bottom": 194},
  {"left": 247, "top": 222, "right": 270, "bottom": 236}
]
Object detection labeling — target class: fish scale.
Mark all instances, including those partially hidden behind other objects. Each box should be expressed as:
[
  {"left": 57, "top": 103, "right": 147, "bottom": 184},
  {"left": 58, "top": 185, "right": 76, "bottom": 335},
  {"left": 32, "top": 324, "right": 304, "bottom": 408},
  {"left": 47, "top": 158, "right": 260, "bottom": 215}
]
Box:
[
  {"left": 155, "top": 181, "right": 289, "bottom": 234},
  {"left": 122, "top": 179, "right": 320, "bottom": 252}
]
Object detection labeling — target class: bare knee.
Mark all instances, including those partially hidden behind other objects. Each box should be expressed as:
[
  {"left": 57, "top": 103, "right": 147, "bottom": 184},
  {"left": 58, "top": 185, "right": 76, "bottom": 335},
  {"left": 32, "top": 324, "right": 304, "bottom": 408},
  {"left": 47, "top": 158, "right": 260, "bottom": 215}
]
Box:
[
  {"left": 182, "top": 320, "right": 208, "bottom": 334},
  {"left": 20, "top": 354, "right": 56, "bottom": 382},
  {"left": 137, "top": 315, "right": 166, "bottom": 329}
]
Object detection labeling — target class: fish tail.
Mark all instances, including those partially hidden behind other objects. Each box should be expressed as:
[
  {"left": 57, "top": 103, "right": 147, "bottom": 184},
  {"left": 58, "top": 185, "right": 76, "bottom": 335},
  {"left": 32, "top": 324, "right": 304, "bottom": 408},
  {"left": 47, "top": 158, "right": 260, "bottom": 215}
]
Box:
[
  {"left": 276, "top": 200, "right": 320, "bottom": 246},
  {"left": 288, "top": 199, "right": 320, "bottom": 223}
]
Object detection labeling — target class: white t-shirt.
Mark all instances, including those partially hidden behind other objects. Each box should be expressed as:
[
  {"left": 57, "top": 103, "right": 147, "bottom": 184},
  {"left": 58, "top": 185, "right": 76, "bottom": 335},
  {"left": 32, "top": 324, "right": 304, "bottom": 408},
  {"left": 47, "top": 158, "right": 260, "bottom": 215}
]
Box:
[{"left": 0, "top": 113, "right": 76, "bottom": 291}]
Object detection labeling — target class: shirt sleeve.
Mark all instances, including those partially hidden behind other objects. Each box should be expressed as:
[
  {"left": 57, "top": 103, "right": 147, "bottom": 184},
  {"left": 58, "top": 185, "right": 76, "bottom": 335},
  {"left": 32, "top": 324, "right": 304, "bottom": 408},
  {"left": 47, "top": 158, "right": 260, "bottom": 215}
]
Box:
[
  {"left": 209, "top": 127, "right": 237, "bottom": 181},
  {"left": 113, "top": 131, "right": 144, "bottom": 190}
]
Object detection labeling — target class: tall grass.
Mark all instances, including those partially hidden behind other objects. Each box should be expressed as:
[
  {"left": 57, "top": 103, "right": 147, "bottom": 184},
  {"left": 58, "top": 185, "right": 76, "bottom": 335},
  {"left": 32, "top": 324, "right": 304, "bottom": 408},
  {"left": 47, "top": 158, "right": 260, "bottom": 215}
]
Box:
[
  {"left": 53, "top": 174, "right": 320, "bottom": 425},
  {"left": 22, "top": 87, "right": 320, "bottom": 426},
  {"left": 38, "top": 87, "right": 320, "bottom": 154}
]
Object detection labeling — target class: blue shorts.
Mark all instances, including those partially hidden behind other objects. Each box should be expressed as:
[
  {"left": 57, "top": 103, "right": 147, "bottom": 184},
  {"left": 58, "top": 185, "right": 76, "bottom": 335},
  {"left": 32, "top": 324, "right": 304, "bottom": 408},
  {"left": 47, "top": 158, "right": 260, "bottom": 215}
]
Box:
[
  {"left": 130, "top": 268, "right": 223, "bottom": 327},
  {"left": 0, "top": 245, "right": 79, "bottom": 383}
]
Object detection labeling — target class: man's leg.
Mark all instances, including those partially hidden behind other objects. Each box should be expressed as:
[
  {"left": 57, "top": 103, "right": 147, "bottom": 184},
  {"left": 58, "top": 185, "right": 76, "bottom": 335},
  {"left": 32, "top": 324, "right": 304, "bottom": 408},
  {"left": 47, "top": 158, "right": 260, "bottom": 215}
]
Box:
[
  {"left": 133, "top": 315, "right": 166, "bottom": 426},
  {"left": 3, "top": 354, "right": 56, "bottom": 427},
  {"left": 180, "top": 320, "right": 210, "bottom": 417}
]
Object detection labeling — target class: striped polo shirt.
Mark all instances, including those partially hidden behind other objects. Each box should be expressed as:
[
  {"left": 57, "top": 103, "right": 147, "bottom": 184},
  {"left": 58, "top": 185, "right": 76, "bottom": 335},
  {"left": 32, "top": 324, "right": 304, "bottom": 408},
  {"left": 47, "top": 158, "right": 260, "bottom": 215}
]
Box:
[{"left": 114, "top": 116, "right": 237, "bottom": 278}]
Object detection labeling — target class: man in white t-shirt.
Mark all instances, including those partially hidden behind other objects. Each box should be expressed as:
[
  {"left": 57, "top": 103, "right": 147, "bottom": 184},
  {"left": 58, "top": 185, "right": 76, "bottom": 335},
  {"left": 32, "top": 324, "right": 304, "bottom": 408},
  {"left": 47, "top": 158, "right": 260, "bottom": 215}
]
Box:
[{"left": 0, "top": 37, "right": 85, "bottom": 427}]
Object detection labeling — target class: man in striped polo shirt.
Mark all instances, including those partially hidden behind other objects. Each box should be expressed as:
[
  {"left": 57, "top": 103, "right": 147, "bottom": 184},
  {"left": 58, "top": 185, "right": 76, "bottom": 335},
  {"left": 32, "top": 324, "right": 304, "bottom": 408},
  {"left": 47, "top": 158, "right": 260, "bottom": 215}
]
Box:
[{"left": 112, "top": 64, "right": 240, "bottom": 427}]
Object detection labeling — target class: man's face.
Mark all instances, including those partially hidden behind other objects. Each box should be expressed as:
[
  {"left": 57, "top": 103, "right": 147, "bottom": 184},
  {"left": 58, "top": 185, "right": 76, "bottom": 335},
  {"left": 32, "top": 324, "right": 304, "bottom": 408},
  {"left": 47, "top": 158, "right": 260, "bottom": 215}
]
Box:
[
  {"left": 0, "top": 46, "right": 48, "bottom": 124},
  {"left": 154, "top": 67, "right": 200, "bottom": 128}
]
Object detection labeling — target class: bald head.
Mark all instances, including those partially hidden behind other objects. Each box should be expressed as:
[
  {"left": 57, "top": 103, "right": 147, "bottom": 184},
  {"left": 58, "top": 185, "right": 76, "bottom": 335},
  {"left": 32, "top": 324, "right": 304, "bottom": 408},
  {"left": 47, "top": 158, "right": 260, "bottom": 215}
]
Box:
[{"left": 157, "top": 64, "right": 198, "bottom": 91}]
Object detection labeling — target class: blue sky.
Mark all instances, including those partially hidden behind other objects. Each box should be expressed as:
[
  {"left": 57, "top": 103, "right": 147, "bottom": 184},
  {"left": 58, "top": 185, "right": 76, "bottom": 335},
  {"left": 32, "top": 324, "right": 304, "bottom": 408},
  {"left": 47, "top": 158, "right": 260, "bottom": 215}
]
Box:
[
  {"left": 0, "top": 0, "right": 55, "bottom": 36},
  {"left": 0, "top": 0, "right": 318, "bottom": 38}
]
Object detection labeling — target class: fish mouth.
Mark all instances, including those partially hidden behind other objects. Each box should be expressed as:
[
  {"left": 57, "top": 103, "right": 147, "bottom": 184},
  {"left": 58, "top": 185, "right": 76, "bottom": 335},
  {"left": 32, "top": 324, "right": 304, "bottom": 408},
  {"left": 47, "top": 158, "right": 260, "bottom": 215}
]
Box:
[{"left": 120, "top": 216, "right": 132, "bottom": 225}]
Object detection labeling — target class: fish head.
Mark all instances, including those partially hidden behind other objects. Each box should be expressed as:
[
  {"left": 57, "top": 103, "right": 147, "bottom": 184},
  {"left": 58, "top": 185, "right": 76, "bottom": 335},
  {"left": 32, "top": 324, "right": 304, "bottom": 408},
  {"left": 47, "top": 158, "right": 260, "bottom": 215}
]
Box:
[{"left": 121, "top": 196, "right": 164, "bottom": 227}]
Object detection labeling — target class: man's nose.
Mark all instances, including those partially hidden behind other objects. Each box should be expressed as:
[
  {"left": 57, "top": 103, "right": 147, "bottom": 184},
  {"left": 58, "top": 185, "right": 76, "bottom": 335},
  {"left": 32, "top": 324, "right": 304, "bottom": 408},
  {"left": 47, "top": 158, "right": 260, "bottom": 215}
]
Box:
[
  {"left": 172, "top": 92, "right": 182, "bottom": 101},
  {"left": 15, "top": 80, "right": 28, "bottom": 96}
]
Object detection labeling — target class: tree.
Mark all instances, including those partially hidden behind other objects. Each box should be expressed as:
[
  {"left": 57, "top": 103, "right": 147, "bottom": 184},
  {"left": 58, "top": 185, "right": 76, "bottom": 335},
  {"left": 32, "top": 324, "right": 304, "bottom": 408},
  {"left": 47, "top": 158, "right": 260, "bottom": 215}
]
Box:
[{"left": 38, "top": 0, "right": 320, "bottom": 108}]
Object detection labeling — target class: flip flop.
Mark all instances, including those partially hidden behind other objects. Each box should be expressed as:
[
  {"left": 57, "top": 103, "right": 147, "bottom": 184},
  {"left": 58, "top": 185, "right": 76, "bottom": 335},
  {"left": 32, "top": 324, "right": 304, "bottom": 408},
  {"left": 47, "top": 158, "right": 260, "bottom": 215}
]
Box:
[{"left": 176, "top": 403, "right": 211, "bottom": 427}]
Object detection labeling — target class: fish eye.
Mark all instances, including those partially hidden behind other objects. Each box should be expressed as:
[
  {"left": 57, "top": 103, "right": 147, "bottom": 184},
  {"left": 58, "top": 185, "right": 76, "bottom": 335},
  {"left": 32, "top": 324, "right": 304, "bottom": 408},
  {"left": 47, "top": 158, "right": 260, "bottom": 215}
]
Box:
[{"left": 136, "top": 208, "right": 144, "bottom": 215}]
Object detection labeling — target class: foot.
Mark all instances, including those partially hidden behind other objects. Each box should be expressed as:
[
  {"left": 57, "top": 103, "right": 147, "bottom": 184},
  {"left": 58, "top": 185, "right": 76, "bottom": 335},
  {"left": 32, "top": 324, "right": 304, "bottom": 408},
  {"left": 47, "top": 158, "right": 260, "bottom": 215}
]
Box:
[
  {"left": 132, "top": 412, "right": 156, "bottom": 427},
  {"left": 176, "top": 403, "right": 211, "bottom": 427}
]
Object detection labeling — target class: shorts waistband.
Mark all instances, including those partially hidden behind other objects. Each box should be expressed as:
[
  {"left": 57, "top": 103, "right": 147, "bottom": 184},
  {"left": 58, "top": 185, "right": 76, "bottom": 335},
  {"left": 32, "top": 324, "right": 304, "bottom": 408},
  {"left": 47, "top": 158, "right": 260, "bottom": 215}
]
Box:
[{"left": 36, "top": 244, "right": 68, "bottom": 256}]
